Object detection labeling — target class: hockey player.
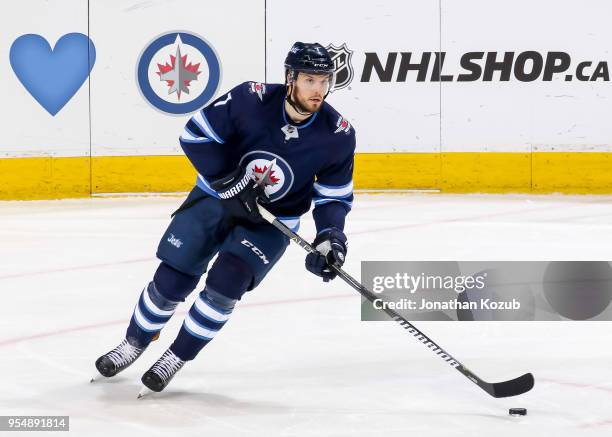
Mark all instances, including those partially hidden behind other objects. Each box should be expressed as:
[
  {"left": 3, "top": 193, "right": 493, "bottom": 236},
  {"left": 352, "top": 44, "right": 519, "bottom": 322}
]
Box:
[{"left": 94, "top": 42, "right": 355, "bottom": 394}]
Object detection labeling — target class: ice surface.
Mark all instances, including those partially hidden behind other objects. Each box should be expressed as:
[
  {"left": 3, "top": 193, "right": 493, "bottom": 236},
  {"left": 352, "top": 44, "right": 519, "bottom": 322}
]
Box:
[{"left": 1, "top": 193, "right": 612, "bottom": 436}]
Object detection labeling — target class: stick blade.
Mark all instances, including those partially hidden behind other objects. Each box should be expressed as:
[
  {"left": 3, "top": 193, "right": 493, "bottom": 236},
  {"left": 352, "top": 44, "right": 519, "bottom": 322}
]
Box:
[{"left": 489, "top": 373, "right": 534, "bottom": 398}]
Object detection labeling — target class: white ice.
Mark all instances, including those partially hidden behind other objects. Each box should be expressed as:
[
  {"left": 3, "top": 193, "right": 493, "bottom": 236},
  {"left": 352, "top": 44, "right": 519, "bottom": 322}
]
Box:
[{"left": 1, "top": 193, "right": 612, "bottom": 436}]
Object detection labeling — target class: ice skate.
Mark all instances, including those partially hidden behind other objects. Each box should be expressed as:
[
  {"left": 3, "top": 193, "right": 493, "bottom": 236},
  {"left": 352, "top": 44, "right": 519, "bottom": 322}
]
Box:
[
  {"left": 140, "top": 349, "right": 186, "bottom": 393},
  {"left": 93, "top": 339, "right": 146, "bottom": 380}
]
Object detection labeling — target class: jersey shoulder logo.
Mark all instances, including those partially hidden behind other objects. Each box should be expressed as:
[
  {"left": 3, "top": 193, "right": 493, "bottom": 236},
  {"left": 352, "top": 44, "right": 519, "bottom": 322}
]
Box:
[
  {"left": 334, "top": 115, "right": 351, "bottom": 135},
  {"left": 248, "top": 82, "right": 266, "bottom": 101}
]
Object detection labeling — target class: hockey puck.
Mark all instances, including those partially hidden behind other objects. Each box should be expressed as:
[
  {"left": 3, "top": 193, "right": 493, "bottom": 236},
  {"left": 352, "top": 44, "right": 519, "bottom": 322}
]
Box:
[{"left": 509, "top": 408, "right": 527, "bottom": 416}]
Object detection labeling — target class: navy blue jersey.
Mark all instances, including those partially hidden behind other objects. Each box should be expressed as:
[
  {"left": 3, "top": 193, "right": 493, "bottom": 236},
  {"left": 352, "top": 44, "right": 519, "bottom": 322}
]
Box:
[{"left": 178, "top": 81, "right": 355, "bottom": 232}]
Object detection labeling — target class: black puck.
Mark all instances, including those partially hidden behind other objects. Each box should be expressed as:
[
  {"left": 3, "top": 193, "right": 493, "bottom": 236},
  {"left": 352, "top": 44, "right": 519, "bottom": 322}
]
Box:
[{"left": 509, "top": 408, "right": 527, "bottom": 416}]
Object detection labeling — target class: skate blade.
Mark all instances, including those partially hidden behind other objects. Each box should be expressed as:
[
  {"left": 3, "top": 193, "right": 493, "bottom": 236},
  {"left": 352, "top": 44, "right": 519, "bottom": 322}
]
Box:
[{"left": 137, "top": 386, "right": 153, "bottom": 399}]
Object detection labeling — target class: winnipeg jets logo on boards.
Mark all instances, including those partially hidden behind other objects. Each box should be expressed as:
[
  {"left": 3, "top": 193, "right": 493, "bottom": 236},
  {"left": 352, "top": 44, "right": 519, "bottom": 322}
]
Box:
[
  {"left": 334, "top": 115, "right": 351, "bottom": 134},
  {"left": 248, "top": 82, "right": 266, "bottom": 101},
  {"left": 137, "top": 31, "right": 221, "bottom": 115},
  {"left": 156, "top": 43, "right": 201, "bottom": 100},
  {"left": 325, "top": 43, "right": 354, "bottom": 91},
  {"left": 239, "top": 151, "right": 294, "bottom": 202}
]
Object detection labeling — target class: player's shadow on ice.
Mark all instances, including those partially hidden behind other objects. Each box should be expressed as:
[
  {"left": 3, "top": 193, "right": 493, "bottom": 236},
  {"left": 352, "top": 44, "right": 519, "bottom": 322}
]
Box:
[{"left": 90, "top": 377, "right": 289, "bottom": 419}]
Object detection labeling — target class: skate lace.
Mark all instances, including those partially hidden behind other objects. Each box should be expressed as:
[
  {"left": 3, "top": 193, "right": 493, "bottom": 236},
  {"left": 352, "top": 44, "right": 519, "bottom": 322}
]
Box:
[
  {"left": 107, "top": 339, "right": 142, "bottom": 368},
  {"left": 151, "top": 350, "right": 185, "bottom": 382}
]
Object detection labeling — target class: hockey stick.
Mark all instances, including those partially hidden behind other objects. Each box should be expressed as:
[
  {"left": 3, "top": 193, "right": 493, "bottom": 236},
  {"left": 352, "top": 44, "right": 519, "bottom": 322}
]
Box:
[{"left": 257, "top": 204, "right": 534, "bottom": 398}]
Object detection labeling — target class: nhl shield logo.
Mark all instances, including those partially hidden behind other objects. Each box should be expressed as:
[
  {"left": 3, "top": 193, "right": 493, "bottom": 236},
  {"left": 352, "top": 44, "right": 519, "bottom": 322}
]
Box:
[
  {"left": 137, "top": 31, "right": 221, "bottom": 115},
  {"left": 325, "top": 43, "right": 354, "bottom": 91}
]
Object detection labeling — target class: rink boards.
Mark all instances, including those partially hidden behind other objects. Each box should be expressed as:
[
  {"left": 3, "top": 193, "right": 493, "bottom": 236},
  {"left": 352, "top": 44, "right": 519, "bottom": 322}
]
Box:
[
  {"left": 3, "top": 152, "right": 612, "bottom": 200},
  {"left": 2, "top": 0, "right": 612, "bottom": 199}
]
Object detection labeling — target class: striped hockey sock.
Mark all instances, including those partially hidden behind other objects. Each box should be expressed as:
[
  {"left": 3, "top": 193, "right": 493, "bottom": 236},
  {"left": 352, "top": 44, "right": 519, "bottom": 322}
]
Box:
[
  {"left": 169, "top": 288, "right": 233, "bottom": 361},
  {"left": 125, "top": 282, "right": 179, "bottom": 347}
]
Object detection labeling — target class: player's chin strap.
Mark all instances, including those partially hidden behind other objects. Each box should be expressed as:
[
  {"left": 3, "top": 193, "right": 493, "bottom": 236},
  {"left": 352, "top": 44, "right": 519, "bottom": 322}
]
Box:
[{"left": 285, "top": 83, "right": 314, "bottom": 117}]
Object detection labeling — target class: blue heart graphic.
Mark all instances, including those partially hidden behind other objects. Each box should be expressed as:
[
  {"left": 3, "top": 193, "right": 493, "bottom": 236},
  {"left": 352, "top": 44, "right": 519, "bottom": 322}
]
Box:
[{"left": 10, "top": 33, "right": 96, "bottom": 116}]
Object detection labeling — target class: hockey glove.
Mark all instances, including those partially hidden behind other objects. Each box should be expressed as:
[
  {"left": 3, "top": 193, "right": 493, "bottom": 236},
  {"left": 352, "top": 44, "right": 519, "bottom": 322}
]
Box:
[
  {"left": 210, "top": 167, "right": 268, "bottom": 224},
  {"left": 305, "top": 228, "right": 348, "bottom": 282}
]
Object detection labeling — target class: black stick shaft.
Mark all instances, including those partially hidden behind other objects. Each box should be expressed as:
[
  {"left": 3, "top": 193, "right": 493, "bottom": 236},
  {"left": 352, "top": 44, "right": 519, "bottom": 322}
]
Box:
[
  {"left": 260, "top": 209, "right": 464, "bottom": 370},
  {"left": 257, "top": 205, "right": 534, "bottom": 398}
]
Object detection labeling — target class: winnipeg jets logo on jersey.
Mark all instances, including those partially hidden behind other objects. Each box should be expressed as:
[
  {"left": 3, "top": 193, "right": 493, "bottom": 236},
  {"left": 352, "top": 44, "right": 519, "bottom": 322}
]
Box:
[
  {"left": 252, "top": 163, "right": 281, "bottom": 187},
  {"left": 239, "top": 151, "right": 294, "bottom": 202},
  {"left": 137, "top": 31, "right": 221, "bottom": 115},
  {"left": 334, "top": 115, "right": 351, "bottom": 134},
  {"left": 248, "top": 82, "right": 266, "bottom": 101}
]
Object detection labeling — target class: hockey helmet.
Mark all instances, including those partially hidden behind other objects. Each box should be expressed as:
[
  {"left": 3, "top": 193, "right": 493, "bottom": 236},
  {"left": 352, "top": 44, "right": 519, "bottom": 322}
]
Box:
[{"left": 284, "top": 42, "right": 336, "bottom": 93}]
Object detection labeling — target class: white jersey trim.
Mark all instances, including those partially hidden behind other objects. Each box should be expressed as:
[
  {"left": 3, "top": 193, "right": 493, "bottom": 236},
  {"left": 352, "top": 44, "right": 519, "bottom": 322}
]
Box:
[
  {"left": 180, "top": 127, "right": 212, "bottom": 144},
  {"left": 313, "top": 181, "right": 353, "bottom": 198},
  {"left": 193, "top": 111, "right": 224, "bottom": 144}
]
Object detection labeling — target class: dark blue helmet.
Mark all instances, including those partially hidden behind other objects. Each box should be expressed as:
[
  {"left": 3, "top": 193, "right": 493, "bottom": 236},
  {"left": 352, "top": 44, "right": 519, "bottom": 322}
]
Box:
[
  {"left": 284, "top": 42, "right": 334, "bottom": 75},
  {"left": 284, "top": 42, "right": 336, "bottom": 94},
  {"left": 284, "top": 42, "right": 336, "bottom": 113}
]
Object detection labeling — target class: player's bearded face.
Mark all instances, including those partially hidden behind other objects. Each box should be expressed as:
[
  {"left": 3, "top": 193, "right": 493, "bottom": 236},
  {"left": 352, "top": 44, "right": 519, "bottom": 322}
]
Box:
[{"left": 291, "top": 73, "right": 331, "bottom": 113}]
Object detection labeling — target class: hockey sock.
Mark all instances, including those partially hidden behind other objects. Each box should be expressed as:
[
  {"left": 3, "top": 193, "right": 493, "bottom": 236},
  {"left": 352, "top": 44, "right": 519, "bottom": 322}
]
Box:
[
  {"left": 125, "top": 281, "right": 180, "bottom": 348},
  {"left": 169, "top": 287, "right": 235, "bottom": 361}
]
